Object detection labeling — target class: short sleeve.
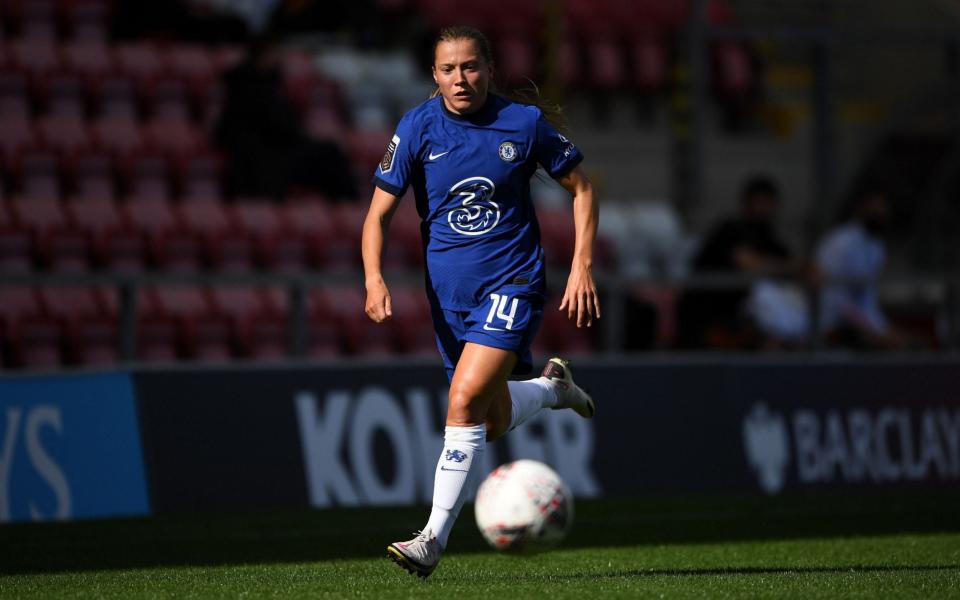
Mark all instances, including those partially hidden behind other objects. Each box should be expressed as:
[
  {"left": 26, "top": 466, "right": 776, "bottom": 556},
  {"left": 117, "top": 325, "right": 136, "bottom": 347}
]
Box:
[
  {"left": 372, "top": 114, "right": 419, "bottom": 197},
  {"left": 533, "top": 111, "right": 583, "bottom": 179}
]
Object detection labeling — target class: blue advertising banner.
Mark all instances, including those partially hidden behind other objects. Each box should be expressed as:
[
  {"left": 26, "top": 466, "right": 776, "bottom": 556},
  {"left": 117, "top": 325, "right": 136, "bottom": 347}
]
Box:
[{"left": 0, "top": 372, "right": 150, "bottom": 522}]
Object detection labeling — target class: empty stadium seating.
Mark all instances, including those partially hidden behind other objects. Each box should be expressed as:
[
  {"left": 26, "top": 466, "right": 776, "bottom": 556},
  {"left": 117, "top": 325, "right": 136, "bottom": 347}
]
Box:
[{"left": 0, "top": 0, "right": 637, "bottom": 369}]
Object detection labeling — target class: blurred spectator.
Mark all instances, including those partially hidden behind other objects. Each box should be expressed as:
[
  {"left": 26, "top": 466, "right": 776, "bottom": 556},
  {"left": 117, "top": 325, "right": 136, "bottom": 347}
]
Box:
[
  {"left": 816, "top": 189, "right": 901, "bottom": 350},
  {"left": 677, "top": 175, "right": 806, "bottom": 349},
  {"left": 214, "top": 35, "right": 357, "bottom": 201}
]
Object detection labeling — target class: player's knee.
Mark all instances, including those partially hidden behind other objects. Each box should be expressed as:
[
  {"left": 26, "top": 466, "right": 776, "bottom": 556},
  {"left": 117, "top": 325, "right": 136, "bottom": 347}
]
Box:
[{"left": 447, "top": 384, "right": 485, "bottom": 426}]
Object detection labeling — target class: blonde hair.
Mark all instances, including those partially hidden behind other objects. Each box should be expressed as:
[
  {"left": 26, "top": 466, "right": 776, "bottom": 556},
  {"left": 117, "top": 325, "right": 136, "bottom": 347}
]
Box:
[{"left": 430, "top": 25, "right": 568, "bottom": 134}]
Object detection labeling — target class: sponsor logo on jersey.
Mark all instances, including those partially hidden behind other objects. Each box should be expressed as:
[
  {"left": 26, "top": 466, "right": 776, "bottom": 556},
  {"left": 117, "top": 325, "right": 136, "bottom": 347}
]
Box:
[
  {"left": 498, "top": 141, "right": 518, "bottom": 162},
  {"left": 447, "top": 176, "right": 500, "bottom": 236},
  {"left": 380, "top": 134, "right": 400, "bottom": 173}
]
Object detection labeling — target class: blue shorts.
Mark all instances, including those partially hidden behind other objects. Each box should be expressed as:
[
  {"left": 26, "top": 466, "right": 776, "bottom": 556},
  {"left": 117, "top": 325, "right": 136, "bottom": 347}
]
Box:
[{"left": 431, "top": 290, "right": 544, "bottom": 383}]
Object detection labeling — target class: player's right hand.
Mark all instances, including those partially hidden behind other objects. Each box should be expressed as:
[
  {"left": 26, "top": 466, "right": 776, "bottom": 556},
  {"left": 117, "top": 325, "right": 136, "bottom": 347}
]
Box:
[{"left": 364, "top": 277, "right": 393, "bottom": 323}]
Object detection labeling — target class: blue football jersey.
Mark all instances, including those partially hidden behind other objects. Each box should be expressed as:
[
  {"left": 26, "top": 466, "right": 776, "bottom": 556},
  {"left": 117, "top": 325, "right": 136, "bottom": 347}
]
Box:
[{"left": 373, "top": 94, "right": 583, "bottom": 310}]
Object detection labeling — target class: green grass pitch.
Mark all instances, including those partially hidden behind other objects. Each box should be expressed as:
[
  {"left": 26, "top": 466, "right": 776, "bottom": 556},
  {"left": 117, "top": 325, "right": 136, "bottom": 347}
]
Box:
[{"left": 2, "top": 493, "right": 959, "bottom": 598}]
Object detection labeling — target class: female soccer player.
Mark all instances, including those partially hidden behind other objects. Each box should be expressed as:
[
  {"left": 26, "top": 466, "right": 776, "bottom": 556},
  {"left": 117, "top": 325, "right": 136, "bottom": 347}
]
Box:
[{"left": 361, "top": 25, "right": 599, "bottom": 577}]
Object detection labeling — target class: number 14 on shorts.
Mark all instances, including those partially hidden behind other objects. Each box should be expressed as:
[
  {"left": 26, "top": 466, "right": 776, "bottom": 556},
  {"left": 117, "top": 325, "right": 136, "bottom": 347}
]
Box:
[{"left": 484, "top": 293, "right": 518, "bottom": 331}]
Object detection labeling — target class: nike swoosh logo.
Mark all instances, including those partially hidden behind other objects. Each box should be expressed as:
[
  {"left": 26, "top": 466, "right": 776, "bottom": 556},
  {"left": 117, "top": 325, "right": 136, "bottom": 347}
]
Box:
[
  {"left": 483, "top": 324, "right": 506, "bottom": 332},
  {"left": 440, "top": 466, "right": 469, "bottom": 472},
  {"left": 428, "top": 150, "right": 450, "bottom": 160}
]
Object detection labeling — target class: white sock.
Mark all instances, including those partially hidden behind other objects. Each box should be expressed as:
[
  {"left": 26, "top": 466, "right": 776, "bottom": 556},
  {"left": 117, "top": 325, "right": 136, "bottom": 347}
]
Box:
[
  {"left": 507, "top": 377, "right": 559, "bottom": 431},
  {"left": 424, "top": 424, "right": 486, "bottom": 549}
]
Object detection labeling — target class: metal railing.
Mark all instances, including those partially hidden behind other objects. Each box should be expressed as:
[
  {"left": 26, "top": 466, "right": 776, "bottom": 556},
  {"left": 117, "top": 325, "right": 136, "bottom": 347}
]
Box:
[{"left": 2, "top": 268, "right": 957, "bottom": 363}]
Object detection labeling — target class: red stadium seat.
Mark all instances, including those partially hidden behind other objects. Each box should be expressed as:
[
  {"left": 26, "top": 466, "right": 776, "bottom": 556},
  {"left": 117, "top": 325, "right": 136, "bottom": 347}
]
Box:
[
  {"left": 0, "top": 218, "right": 32, "bottom": 273},
  {"left": 0, "top": 72, "right": 30, "bottom": 118},
  {"left": 114, "top": 42, "right": 166, "bottom": 87},
  {"left": 36, "top": 114, "right": 93, "bottom": 158},
  {"left": 0, "top": 116, "right": 37, "bottom": 171},
  {"left": 66, "top": 196, "right": 145, "bottom": 271},
  {"left": 148, "top": 286, "right": 231, "bottom": 361},
  {"left": 94, "top": 76, "right": 138, "bottom": 118},
  {"left": 142, "top": 115, "right": 205, "bottom": 157},
  {"left": 179, "top": 152, "right": 223, "bottom": 200},
  {"left": 16, "top": 0, "right": 58, "bottom": 40},
  {"left": 62, "top": 40, "right": 114, "bottom": 93},
  {"left": 496, "top": 37, "right": 538, "bottom": 83},
  {"left": 178, "top": 201, "right": 254, "bottom": 271},
  {"left": 541, "top": 304, "right": 596, "bottom": 355},
  {"left": 282, "top": 197, "right": 335, "bottom": 269},
  {"left": 324, "top": 203, "right": 365, "bottom": 271},
  {"left": 164, "top": 44, "right": 217, "bottom": 110},
  {"left": 209, "top": 286, "right": 287, "bottom": 359},
  {"left": 124, "top": 197, "right": 201, "bottom": 271},
  {"left": 18, "top": 151, "right": 62, "bottom": 199},
  {"left": 232, "top": 201, "right": 288, "bottom": 268},
  {"left": 10, "top": 195, "right": 90, "bottom": 271},
  {"left": 38, "top": 285, "right": 117, "bottom": 364},
  {"left": 586, "top": 37, "right": 626, "bottom": 90},
  {"left": 320, "top": 285, "right": 393, "bottom": 355},
  {"left": 6, "top": 316, "right": 62, "bottom": 368},
  {"left": 343, "top": 129, "right": 392, "bottom": 180},
  {"left": 91, "top": 115, "right": 145, "bottom": 157},
  {"left": 557, "top": 39, "right": 583, "bottom": 88},
  {"left": 389, "top": 285, "right": 436, "bottom": 356},
  {"left": 8, "top": 39, "right": 61, "bottom": 78},
  {"left": 630, "top": 38, "right": 668, "bottom": 92},
  {"left": 63, "top": 0, "right": 111, "bottom": 42}
]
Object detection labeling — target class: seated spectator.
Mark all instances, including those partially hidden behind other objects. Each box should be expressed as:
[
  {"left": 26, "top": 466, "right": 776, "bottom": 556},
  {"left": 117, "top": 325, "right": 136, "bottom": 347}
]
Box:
[
  {"left": 215, "top": 34, "right": 357, "bottom": 201},
  {"left": 816, "top": 189, "right": 901, "bottom": 350},
  {"left": 677, "top": 175, "right": 806, "bottom": 348}
]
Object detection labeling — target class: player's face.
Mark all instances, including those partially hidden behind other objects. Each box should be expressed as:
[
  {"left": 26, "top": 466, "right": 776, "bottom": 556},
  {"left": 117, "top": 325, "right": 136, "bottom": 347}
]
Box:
[{"left": 432, "top": 38, "right": 492, "bottom": 115}]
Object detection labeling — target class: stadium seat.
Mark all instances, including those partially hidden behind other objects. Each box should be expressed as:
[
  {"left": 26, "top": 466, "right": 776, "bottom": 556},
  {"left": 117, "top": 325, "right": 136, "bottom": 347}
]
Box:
[
  {"left": 282, "top": 197, "right": 335, "bottom": 269},
  {"left": 0, "top": 72, "right": 30, "bottom": 118},
  {"left": 16, "top": 0, "right": 58, "bottom": 40},
  {"left": 0, "top": 211, "right": 32, "bottom": 273},
  {"left": 496, "top": 37, "right": 538, "bottom": 83},
  {"left": 209, "top": 286, "right": 287, "bottom": 359},
  {"left": 388, "top": 199, "right": 423, "bottom": 267},
  {"left": 146, "top": 78, "right": 191, "bottom": 121},
  {"left": 178, "top": 201, "right": 254, "bottom": 271},
  {"left": 629, "top": 38, "right": 668, "bottom": 92},
  {"left": 320, "top": 285, "right": 392, "bottom": 355},
  {"left": 10, "top": 195, "right": 89, "bottom": 271},
  {"left": 232, "top": 201, "right": 288, "bottom": 268},
  {"left": 541, "top": 304, "right": 596, "bottom": 355},
  {"left": 39, "top": 285, "right": 118, "bottom": 365},
  {"left": 94, "top": 76, "right": 138, "bottom": 118},
  {"left": 114, "top": 42, "right": 166, "bottom": 88},
  {"left": 41, "top": 73, "right": 85, "bottom": 116},
  {"left": 124, "top": 197, "right": 202, "bottom": 271},
  {"left": 388, "top": 285, "right": 436, "bottom": 355},
  {"left": 8, "top": 39, "right": 61, "bottom": 80},
  {"left": 61, "top": 40, "right": 114, "bottom": 89},
  {"left": 18, "top": 151, "right": 62, "bottom": 199},
  {"left": 63, "top": 0, "right": 111, "bottom": 42},
  {"left": 0, "top": 288, "right": 58, "bottom": 369},
  {"left": 0, "top": 116, "right": 37, "bottom": 171},
  {"left": 148, "top": 286, "right": 231, "bottom": 361},
  {"left": 91, "top": 114, "right": 145, "bottom": 157},
  {"left": 36, "top": 114, "right": 93, "bottom": 158},
  {"left": 322, "top": 203, "right": 365, "bottom": 272},
  {"left": 142, "top": 115, "right": 205, "bottom": 157},
  {"left": 66, "top": 196, "right": 145, "bottom": 271}
]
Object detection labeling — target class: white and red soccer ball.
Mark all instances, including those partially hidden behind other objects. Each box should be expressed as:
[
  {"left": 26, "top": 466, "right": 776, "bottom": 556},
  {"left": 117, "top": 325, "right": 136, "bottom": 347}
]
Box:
[{"left": 474, "top": 459, "right": 573, "bottom": 553}]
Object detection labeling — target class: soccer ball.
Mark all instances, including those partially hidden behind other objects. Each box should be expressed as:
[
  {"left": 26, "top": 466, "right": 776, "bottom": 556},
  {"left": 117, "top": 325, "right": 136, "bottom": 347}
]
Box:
[{"left": 474, "top": 459, "right": 573, "bottom": 553}]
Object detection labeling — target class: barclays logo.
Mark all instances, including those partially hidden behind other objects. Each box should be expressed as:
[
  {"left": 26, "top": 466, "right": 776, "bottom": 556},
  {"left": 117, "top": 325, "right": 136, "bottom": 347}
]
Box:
[{"left": 742, "top": 403, "right": 790, "bottom": 495}]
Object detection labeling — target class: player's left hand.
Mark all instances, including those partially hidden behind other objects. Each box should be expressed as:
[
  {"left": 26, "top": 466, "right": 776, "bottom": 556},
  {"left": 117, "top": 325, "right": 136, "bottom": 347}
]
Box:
[{"left": 559, "top": 262, "right": 601, "bottom": 328}]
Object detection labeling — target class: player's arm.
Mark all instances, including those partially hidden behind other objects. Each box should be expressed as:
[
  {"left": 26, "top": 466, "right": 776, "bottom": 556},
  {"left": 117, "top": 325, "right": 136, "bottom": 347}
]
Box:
[
  {"left": 362, "top": 186, "right": 402, "bottom": 323},
  {"left": 555, "top": 165, "right": 601, "bottom": 328}
]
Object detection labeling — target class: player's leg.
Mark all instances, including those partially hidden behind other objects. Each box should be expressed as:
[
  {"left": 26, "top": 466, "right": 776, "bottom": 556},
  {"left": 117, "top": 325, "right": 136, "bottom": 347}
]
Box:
[
  {"left": 388, "top": 342, "right": 515, "bottom": 577},
  {"left": 424, "top": 343, "right": 515, "bottom": 545}
]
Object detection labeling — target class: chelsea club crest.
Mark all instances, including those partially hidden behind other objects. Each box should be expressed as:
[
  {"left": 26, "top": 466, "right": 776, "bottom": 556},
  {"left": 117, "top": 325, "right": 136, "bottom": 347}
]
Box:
[{"left": 498, "top": 141, "right": 517, "bottom": 162}]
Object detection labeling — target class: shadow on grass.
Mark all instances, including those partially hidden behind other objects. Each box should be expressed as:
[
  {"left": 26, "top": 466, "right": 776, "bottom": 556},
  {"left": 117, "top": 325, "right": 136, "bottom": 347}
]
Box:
[{"left": 2, "top": 491, "right": 960, "bottom": 575}]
